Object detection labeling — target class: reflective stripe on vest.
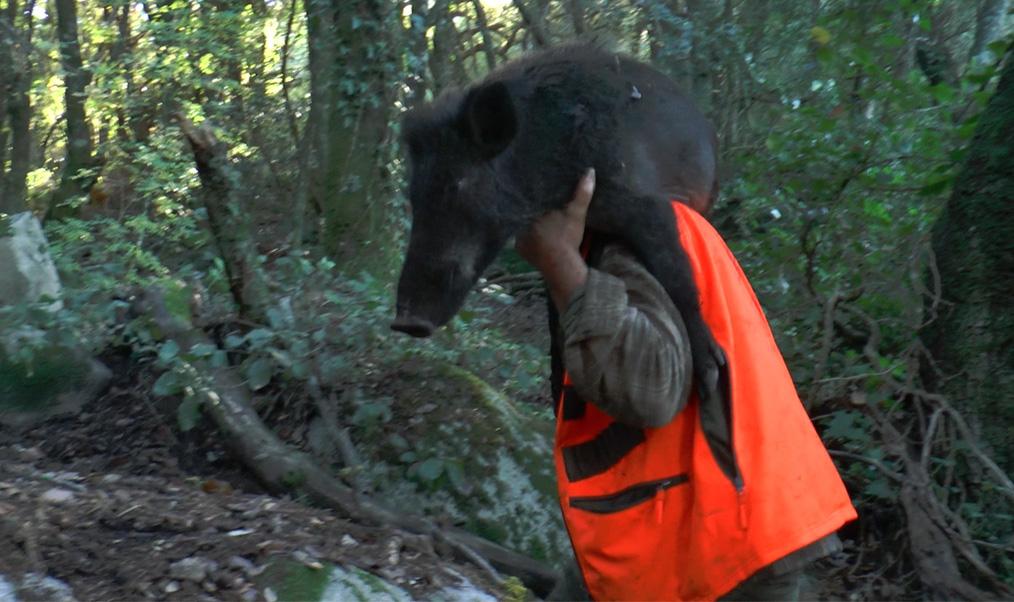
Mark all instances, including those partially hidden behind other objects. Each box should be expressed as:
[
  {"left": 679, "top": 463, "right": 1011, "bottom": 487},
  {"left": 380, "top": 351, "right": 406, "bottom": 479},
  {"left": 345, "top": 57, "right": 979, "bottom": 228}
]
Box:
[{"left": 554, "top": 202, "right": 857, "bottom": 602}]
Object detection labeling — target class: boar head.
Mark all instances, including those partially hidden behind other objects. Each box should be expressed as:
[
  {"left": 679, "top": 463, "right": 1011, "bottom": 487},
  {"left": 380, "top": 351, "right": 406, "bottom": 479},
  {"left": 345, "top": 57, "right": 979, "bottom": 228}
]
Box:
[{"left": 391, "top": 82, "right": 526, "bottom": 337}]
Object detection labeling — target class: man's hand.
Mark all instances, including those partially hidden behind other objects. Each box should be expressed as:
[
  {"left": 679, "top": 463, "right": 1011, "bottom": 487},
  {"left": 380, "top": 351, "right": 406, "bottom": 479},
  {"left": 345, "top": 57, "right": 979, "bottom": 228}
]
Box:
[{"left": 515, "top": 168, "right": 596, "bottom": 310}]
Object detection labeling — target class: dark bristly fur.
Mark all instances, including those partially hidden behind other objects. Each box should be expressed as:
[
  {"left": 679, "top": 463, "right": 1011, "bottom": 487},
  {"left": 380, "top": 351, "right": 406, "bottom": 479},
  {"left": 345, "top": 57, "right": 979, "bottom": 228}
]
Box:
[{"left": 394, "top": 43, "right": 725, "bottom": 400}]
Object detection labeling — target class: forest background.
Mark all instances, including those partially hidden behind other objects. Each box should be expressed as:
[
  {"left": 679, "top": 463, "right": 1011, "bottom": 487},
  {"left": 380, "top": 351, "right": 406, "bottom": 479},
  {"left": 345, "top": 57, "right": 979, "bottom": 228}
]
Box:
[{"left": 1, "top": 0, "right": 1014, "bottom": 599}]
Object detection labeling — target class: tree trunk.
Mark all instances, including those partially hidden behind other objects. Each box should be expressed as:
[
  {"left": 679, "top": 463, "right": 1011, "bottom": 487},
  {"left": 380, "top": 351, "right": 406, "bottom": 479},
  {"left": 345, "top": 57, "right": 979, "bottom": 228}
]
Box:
[
  {"left": 49, "top": 0, "right": 97, "bottom": 219},
  {"left": 512, "top": 0, "right": 550, "bottom": 47},
  {"left": 306, "top": 0, "right": 396, "bottom": 271},
  {"left": 970, "top": 0, "right": 1008, "bottom": 64},
  {"left": 684, "top": 0, "right": 713, "bottom": 113},
  {"left": 0, "top": 1, "right": 31, "bottom": 214},
  {"left": 924, "top": 47, "right": 1014, "bottom": 474},
  {"left": 565, "top": 0, "right": 585, "bottom": 37},
  {"left": 178, "top": 115, "right": 270, "bottom": 324},
  {"left": 404, "top": 0, "right": 430, "bottom": 110},
  {"left": 430, "top": 0, "right": 460, "bottom": 92},
  {"left": 472, "top": 0, "right": 497, "bottom": 72}
]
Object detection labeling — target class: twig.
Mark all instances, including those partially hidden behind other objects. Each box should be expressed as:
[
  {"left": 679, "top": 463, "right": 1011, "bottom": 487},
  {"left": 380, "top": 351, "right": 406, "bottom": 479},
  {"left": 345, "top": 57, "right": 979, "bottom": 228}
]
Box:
[
  {"left": 434, "top": 530, "right": 503, "bottom": 586},
  {"left": 919, "top": 406, "right": 945, "bottom": 471},
  {"left": 900, "top": 387, "right": 1014, "bottom": 504},
  {"left": 828, "top": 449, "right": 905, "bottom": 483}
]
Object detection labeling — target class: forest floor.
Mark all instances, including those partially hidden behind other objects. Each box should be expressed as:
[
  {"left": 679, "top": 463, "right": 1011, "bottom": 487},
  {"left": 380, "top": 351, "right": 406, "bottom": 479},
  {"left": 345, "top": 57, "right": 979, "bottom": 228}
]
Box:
[
  {"left": 0, "top": 345, "right": 506, "bottom": 601},
  {"left": 0, "top": 291, "right": 876, "bottom": 602}
]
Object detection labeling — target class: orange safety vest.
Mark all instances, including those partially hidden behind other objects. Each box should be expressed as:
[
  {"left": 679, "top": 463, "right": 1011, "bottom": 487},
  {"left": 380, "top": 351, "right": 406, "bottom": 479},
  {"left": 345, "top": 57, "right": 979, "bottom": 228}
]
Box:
[{"left": 554, "top": 202, "right": 857, "bottom": 601}]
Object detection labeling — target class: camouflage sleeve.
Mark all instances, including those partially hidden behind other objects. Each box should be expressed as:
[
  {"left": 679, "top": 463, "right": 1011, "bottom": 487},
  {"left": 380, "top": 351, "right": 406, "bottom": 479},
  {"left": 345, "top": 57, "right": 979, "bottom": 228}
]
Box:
[{"left": 559, "top": 244, "right": 693, "bottom": 428}]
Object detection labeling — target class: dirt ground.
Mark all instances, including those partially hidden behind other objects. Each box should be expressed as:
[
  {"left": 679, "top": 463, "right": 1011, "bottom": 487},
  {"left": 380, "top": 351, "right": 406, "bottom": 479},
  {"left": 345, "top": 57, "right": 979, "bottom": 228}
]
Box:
[{"left": 0, "top": 350, "right": 505, "bottom": 601}]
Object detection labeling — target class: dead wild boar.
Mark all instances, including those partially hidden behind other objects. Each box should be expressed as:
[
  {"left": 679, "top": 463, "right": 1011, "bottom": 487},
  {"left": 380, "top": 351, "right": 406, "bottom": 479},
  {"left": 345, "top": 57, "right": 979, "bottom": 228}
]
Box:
[{"left": 392, "top": 43, "right": 726, "bottom": 400}]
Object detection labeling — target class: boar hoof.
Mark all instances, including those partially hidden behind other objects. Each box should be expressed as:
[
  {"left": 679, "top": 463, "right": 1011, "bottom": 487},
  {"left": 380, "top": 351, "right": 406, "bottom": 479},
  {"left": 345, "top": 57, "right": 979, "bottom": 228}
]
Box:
[{"left": 391, "top": 315, "right": 436, "bottom": 338}]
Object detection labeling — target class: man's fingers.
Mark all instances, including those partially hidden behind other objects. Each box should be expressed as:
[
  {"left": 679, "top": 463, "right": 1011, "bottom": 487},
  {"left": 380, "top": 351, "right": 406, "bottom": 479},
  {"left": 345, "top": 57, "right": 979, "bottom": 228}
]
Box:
[{"left": 570, "top": 168, "right": 596, "bottom": 214}]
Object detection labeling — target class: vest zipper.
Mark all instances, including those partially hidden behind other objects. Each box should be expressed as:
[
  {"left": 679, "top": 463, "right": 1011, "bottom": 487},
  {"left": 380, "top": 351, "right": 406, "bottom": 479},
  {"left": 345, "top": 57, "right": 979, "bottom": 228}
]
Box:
[
  {"left": 736, "top": 477, "right": 747, "bottom": 530},
  {"left": 570, "top": 474, "right": 689, "bottom": 514},
  {"left": 654, "top": 486, "right": 665, "bottom": 524}
]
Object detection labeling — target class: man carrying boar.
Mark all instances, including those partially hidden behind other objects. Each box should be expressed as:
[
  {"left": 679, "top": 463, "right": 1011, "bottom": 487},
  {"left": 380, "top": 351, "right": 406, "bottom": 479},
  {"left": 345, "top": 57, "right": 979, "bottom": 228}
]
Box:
[{"left": 515, "top": 169, "right": 857, "bottom": 601}]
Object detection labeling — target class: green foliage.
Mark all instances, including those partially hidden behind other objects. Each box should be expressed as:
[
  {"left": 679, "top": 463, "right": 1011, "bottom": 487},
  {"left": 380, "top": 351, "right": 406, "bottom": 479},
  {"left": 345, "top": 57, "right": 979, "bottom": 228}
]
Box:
[
  {"left": 501, "top": 576, "right": 533, "bottom": 602},
  {"left": 727, "top": 9, "right": 1007, "bottom": 378}
]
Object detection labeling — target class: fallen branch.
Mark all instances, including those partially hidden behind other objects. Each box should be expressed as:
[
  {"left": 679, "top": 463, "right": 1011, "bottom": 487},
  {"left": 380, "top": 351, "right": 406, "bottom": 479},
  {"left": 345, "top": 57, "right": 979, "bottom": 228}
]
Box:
[{"left": 133, "top": 285, "right": 560, "bottom": 597}]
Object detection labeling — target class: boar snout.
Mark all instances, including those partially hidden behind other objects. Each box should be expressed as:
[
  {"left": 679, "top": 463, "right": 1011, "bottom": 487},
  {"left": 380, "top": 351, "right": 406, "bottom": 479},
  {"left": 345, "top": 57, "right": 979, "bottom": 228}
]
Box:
[{"left": 391, "top": 312, "right": 436, "bottom": 338}]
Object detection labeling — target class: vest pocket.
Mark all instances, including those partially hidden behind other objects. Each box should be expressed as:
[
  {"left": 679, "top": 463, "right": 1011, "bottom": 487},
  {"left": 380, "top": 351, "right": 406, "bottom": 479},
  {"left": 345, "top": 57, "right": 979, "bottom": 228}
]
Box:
[{"left": 569, "top": 474, "right": 689, "bottom": 514}]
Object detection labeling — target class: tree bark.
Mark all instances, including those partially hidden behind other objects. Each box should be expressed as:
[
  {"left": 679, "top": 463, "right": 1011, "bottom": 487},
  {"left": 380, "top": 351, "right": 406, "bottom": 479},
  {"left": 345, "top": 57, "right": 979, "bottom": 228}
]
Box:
[
  {"left": 404, "top": 0, "right": 430, "bottom": 110},
  {"left": 565, "top": 0, "right": 585, "bottom": 37},
  {"left": 924, "top": 47, "right": 1014, "bottom": 474},
  {"left": 49, "top": 0, "right": 98, "bottom": 219},
  {"left": 305, "top": 0, "right": 396, "bottom": 270},
  {"left": 0, "top": 1, "right": 31, "bottom": 214},
  {"left": 472, "top": 0, "right": 497, "bottom": 72},
  {"left": 684, "top": 0, "right": 714, "bottom": 113},
  {"left": 512, "top": 0, "right": 550, "bottom": 47},
  {"left": 178, "top": 115, "right": 270, "bottom": 324},
  {"left": 970, "top": 0, "right": 1008, "bottom": 64},
  {"left": 430, "top": 0, "right": 461, "bottom": 92}
]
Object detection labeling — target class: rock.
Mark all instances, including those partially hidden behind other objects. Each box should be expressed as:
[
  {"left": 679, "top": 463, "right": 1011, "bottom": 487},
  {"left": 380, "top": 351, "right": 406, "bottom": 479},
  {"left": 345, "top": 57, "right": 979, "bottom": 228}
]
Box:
[
  {"left": 227, "top": 556, "right": 259, "bottom": 577},
  {"left": 0, "top": 212, "right": 113, "bottom": 429},
  {"left": 39, "top": 488, "right": 75, "bottom": 503},
  {"left": 0, "top": 344, "right": 113, "bottom": 430},
  {"left": 168, "top": 557, "right": 218, "bottom": 583},
  {"left": 19, "top": 447, "right": 44, "bottom": 462},
  {"left": 0, "top": 212, "right": 63, "bottom": 310},
  {"left": 17, "top": 573, "right": 77, "bottom": 602},
  {"left": 354, "top": 361, "right": 569, "bottom": 569},
  {"left": 0, "top": 576, "right": 16, "bottom": 602}
]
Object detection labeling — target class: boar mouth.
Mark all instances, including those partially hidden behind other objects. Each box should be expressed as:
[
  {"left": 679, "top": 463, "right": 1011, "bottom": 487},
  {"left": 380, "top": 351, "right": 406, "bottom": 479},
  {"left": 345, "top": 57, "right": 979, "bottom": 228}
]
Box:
[{"left": 391, "top": 313, "right": 437, "bottom": 338}]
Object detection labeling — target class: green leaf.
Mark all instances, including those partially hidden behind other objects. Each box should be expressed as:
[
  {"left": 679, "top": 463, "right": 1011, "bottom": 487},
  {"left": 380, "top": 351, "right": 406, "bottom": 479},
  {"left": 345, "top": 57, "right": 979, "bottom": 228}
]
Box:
[
  {"left": 864, "top": 478, "right": 895, "bottom": 500},
  {"left": 177, "top": 390, "right": 203, "bottom": 431},
  {"left": 211, "top": 350, "right": 228, "bottom": 367},
  {"left": 824, "top": 411, "right": 872, "bottom": 443},
  {"left": 986, "top": 40, "right": 1008, "bottom": 56},
  {"left": 930, "top": 83, "right": 954, "bottom": 104},
  {"left": 187, "top": 342, "right": 217, "bottom": 358},
  {"left": 351, "top": 401, "right": 392, "bottom": 426},
  {"left": 245, "top": 329, "right": 274, "bottom": 349},
  {"left": 920, "top": 175, "right": 954, "bottom": 196},
  {"left": 159, "top": 340, "right": 180, "bottom": 363},
  {"left": 290, "top": 360, "right": 311, "bottom": 380},
  {"left": 418, "top": 458, "right": 444, "bottom": 482},
  {"left": 445, "top": 460, "right": 469, "bottom": 493},
  {"left": 153, "top": 371, "right": 181, "bottom": 396},
  {"left": 247, "top": 359, "right": 273, "bottom": 391},
  {"left": 197, "top": 53, "right": 215, "bottom": 75},
  {"left": 321, "top": 355, "right": 346, "bottom": 381},
  {"left": 882, "top": 34, "right": 905, "bottom": 48}
]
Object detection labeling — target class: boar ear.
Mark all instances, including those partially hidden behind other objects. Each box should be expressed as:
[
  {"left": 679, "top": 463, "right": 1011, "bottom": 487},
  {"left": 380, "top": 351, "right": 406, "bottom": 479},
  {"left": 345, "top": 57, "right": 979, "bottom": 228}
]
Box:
[{"left": 459, "top": 81, "right": 518, "bottom": 159}]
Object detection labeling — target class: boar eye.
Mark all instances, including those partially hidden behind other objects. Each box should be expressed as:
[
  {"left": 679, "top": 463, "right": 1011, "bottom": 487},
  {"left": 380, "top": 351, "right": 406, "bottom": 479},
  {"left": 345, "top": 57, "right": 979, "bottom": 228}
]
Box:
[{"left": 446, "top": 178, "right": 467, "bottom": 193}]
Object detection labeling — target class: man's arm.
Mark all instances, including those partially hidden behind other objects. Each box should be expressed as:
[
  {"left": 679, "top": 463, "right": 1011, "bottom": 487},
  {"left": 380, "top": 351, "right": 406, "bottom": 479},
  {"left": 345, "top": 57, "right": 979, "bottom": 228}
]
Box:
[{"left": 515, "top": 171, "right": 693, "bottom": 428}]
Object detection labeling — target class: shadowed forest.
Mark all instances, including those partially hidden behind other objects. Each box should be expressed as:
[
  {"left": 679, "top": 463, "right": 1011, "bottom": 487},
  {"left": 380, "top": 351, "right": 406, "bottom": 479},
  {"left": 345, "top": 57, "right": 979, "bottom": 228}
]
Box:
[{"left": 1, "top": 0, "right": 1014, "bottom": 600}]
